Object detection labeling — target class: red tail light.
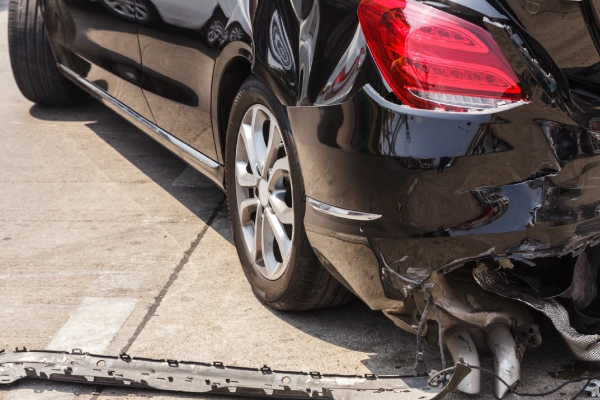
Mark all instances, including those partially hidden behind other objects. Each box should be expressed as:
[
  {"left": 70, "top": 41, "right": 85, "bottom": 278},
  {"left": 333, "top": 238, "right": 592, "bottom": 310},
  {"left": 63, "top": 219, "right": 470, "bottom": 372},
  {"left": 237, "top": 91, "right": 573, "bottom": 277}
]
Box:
[{"left": 358, "top": 0, "right": 527, "bottom": 111}]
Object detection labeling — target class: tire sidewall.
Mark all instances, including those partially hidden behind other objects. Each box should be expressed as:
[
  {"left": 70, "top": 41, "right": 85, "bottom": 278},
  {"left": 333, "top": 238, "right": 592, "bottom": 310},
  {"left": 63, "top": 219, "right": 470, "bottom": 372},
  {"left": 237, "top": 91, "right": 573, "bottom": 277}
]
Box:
[{"left": 225, "top": 76, "right": 305, "bottom": 304}]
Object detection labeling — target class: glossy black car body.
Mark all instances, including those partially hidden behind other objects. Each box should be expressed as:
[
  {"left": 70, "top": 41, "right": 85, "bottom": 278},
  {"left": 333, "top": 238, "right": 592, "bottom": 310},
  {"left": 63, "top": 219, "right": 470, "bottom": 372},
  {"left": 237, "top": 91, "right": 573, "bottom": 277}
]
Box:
[{"left": 40, "top": 0, "right": 600, "bottom": 319}]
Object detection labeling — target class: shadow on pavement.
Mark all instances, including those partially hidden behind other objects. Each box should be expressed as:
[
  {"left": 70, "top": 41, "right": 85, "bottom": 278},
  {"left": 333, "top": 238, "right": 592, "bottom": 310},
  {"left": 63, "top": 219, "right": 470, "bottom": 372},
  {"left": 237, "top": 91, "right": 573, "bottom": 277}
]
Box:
[
  {"left": 29, "top": 101, "right": 229, "bottom": 241},
  {"left": 269, "top": 298, "right": 433, "bottom": 375}
]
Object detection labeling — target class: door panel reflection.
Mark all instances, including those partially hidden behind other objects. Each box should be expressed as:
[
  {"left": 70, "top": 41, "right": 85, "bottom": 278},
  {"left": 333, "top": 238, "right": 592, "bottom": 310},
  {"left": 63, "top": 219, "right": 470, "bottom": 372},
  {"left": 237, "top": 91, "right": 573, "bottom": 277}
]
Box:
[
  {"left": 45, "top": 0, "right": 153, "bottom": 120},
  {"left": 135, "top": 0, "right": 246, "bottom": 161}
]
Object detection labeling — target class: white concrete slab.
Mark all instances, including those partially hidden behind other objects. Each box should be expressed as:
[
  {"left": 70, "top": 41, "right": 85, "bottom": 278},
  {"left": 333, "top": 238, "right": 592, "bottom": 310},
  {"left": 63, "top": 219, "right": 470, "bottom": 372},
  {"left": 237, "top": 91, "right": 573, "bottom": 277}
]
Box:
[{"left": 47, "top": 297, "right": 137, "bottom": 353}]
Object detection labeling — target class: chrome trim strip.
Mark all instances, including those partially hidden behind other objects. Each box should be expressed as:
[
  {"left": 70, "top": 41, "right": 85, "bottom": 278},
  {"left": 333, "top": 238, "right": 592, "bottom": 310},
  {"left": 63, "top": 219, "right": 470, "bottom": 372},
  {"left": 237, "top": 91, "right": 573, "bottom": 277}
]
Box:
[
  {"left": 58, "top": 64, "right": 220, "bottom": 170},
  {"left": 363, "top": 84, "right": 529, "bottom": 118},
  {"left": 308, "top": 198, "right": 382, "bottom": 221}
]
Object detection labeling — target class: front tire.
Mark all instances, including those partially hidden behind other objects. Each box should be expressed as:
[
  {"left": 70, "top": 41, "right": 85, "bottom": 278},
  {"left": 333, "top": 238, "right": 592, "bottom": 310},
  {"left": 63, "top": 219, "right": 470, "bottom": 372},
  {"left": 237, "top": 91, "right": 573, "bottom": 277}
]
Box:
[
  {"left": 225, "top": 76, "right": 354, "bottom": 311},
  {"left": 8, "top": 0, "right": 88, "bottom": 106}
]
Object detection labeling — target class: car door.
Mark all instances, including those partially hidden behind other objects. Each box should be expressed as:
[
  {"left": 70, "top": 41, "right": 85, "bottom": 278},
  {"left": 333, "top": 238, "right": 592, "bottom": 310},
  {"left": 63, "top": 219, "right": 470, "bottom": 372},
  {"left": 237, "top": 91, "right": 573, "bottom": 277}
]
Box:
[
  {"left": 43, "top": 0, "right": 153, "bottom": 121},
  {"left": 134, "top": 0, "right": 237, "bottom": 163}
]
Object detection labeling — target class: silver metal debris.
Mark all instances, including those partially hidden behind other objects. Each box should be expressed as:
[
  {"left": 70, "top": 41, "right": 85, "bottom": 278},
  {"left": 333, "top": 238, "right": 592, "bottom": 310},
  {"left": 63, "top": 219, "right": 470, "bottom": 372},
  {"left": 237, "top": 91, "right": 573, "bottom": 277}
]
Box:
[
  {"left": 585, "top": 379, "right": 600, "bottom": 397},
  {"left": 444, "top": 329, "right": 481, "bottom": 394},
  {"left": 486, "top": 324, "right": 520, "bottom": 398},
  {"left": 0, "top": 348, "right": 471, "bottom": 400}
]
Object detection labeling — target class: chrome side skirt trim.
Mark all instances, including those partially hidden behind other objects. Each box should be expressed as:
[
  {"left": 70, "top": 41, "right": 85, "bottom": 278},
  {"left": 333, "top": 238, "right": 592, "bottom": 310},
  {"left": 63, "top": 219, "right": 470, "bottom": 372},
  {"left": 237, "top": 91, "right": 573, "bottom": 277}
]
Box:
[
  {"left": 58, "top": 64, "right": 220, "bottom": 170},
  {"left": 308, "top": 198, "right": 382, "bottom": 221}
]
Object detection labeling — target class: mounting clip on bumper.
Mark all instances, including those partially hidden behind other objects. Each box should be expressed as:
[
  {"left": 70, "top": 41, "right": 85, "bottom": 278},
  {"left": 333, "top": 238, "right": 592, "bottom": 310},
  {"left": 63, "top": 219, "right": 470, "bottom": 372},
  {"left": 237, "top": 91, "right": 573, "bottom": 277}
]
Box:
[{"left": 0, "top": 349, "right": 470, "bottom": 399}]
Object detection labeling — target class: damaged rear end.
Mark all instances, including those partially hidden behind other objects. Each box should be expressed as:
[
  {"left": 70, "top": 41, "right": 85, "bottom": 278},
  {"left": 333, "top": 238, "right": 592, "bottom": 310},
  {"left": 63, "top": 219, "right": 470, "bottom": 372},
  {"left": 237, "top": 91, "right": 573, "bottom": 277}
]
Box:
[{"left": 291, "top": 0, "right": 600, "bottom": 397}]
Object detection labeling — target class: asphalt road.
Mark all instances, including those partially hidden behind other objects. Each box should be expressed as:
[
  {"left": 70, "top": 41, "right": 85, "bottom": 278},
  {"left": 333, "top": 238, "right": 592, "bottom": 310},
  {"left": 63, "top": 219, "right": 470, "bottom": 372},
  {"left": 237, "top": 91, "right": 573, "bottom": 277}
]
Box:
[{"left": 1, "top": 2, "right": 600, "bottom": 399}]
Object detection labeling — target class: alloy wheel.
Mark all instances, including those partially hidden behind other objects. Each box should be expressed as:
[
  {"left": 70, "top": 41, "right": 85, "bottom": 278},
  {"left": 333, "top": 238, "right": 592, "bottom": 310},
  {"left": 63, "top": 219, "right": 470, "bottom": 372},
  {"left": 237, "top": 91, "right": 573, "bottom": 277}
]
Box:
[
  {"left": 103, "top": 0, "right": 149, "bottom": 22},
  {"left": 235, "top": 104, "right": 294, "bottom": 281},
  {"left": 229, "top": 26, "right": 244, "bottom": 41},
  {"left": 207, "top": 20, "right": 224, "bottom": 44}
]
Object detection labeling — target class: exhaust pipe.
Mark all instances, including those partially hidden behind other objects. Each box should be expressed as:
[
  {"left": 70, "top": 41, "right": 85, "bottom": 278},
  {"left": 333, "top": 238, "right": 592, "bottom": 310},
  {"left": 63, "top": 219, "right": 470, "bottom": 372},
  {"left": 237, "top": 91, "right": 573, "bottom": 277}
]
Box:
[
  {"left": 444, "top": 329, "right": 481, "bottom": 394},
  {"left": 486, "top": 324, "right": 520, "bottom": 399}
]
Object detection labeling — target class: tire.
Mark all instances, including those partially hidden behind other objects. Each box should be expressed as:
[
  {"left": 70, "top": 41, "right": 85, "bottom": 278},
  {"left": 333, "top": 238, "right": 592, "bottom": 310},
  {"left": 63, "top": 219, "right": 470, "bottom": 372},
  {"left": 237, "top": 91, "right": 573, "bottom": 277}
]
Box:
[
  {"left": 225, "top": 76, "right": 354, "bottom": 311},
  {"left": 8, "top": 0, "right": 88, "bottom": 106}
]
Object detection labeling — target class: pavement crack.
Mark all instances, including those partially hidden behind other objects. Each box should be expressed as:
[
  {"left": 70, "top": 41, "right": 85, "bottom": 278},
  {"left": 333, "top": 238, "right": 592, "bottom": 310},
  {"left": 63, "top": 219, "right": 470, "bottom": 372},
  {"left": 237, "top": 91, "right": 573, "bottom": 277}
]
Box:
[
  {"left": 121, "top": 196, "right": 226, "bottom": 354},
  {"left": 89, "top": 386, "right": 105, "bottom": 400}
]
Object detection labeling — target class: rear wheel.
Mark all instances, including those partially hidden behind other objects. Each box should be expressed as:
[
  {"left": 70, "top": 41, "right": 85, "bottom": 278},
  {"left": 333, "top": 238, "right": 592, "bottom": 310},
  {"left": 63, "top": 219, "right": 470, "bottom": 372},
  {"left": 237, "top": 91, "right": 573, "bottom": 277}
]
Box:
[
  {"left": 225, "top": 76, "right": 354, "bottom": 311},
  {"left": 8, "top": 0, "right": 88, "bottom": 106}
]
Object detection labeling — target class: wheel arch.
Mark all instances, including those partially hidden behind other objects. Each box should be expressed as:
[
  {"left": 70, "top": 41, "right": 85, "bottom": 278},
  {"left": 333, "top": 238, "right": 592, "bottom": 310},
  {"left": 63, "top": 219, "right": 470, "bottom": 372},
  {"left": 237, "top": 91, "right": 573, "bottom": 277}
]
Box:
[{"left": 211, "top": 41, "right": 253, "bottom": 165}]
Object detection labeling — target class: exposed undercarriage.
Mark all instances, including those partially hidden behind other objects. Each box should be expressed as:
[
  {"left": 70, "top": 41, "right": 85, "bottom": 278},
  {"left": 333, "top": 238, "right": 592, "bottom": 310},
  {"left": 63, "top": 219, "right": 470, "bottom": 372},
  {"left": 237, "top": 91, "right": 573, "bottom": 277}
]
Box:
[{"left": 382, "top": 244, "right": 600, "bottom": 398}]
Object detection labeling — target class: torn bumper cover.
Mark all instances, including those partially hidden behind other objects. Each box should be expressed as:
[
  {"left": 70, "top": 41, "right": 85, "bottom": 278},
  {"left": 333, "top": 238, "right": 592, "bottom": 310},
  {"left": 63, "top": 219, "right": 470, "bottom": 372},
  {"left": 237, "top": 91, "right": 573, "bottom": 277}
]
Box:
[{"left": 0, "top": 349, "right": 471, "bottom": 399}]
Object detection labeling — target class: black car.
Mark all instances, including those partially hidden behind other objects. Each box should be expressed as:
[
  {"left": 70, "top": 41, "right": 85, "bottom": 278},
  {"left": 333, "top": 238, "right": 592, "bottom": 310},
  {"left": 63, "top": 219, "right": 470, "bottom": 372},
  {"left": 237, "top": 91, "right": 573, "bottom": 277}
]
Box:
[{"left": 9, "top": 0, "right": 600, "bottom": 397}]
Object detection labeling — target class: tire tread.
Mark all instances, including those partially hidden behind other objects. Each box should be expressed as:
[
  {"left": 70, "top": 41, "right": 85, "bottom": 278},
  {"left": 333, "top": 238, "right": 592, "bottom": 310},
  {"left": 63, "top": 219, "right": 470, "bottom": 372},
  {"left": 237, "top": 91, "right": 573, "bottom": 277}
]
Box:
[{"left": 8, "top": 0, "right": 87, "bottom": 106}]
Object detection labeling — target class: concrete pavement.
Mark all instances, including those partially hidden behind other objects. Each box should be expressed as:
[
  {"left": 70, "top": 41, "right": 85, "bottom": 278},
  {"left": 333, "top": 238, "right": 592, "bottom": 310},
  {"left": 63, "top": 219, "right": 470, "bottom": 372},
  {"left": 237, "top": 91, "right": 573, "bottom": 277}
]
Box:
[{"left": 1, "top": 1, "right": 599, "bottom": 398}]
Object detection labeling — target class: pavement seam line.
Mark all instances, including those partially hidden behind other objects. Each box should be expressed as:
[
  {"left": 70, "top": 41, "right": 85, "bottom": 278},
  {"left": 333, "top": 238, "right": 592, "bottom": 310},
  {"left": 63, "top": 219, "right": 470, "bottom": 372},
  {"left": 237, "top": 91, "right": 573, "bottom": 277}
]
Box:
[
  {"left": 120, "top": 196, "right": 226, "bottom": 354},
  {"left": 88, "top": 386, "right": 104, "bottom": 400}
]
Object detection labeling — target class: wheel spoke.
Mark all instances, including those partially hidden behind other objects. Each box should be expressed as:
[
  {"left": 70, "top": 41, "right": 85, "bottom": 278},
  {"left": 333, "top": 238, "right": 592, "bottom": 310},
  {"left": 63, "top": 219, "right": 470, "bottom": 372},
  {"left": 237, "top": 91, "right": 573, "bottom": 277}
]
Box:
[
  {"left": 270, "top": 156, "right": 290, "bottom": 179},
  {"left": 239, "top": 197, "right": 259, "bottom": 225},
  {"left": 261, "top": 123, "right": 282, "bottom": 177},
  {"left": 136, "top": 7, "right": 149, "bottom": 19},
  {"left": 251, "top": 108, "right": 270, "bottom": 177},
  {"left": 120, "top": 1, "right": 136, "bottom": 17},
  {"left": 235, "top": 161, "right": 258, "bottom": 188},
  {"left": 267, "top": 156, "right": 292, "bottom": 225},
  {"left": 252, "top": 205, "right": 264, "bottom": 264},
  {"left": 240, "top": 108, "right": 260, "bottom": 179},
  {"left": 261, "top": 209, "right": 277, "bottom": 278},
  {"left": 239, "top": 198, "right": 260, "bottom": 262},
  {"left": 269, "top": 190, "right": 294, "bottom": 225},
  {"left": 264, "top": 207, "right": 292, "bottom": 265}
]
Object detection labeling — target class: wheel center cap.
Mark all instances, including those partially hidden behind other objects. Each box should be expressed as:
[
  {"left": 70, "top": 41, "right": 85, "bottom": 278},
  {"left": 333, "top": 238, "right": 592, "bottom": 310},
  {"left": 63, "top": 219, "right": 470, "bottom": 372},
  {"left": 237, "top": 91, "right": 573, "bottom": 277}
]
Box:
[{"left": 258, "top": 179, "right": 269, "bottom": 207}]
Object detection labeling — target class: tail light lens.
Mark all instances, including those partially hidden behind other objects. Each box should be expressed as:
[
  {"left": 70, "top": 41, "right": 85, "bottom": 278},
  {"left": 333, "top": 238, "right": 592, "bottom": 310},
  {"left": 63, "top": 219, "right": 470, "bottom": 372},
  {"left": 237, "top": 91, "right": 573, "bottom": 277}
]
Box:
[{"left": 358, "top": 0, "right": 527, "bottom": 111}]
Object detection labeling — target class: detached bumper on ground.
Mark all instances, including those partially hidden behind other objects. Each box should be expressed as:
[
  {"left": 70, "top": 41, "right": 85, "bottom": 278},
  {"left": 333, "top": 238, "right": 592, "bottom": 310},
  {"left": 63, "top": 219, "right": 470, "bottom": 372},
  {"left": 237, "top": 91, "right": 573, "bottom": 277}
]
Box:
[{"left": 0, "top": 349, "right": 471, "bottom": 400}]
